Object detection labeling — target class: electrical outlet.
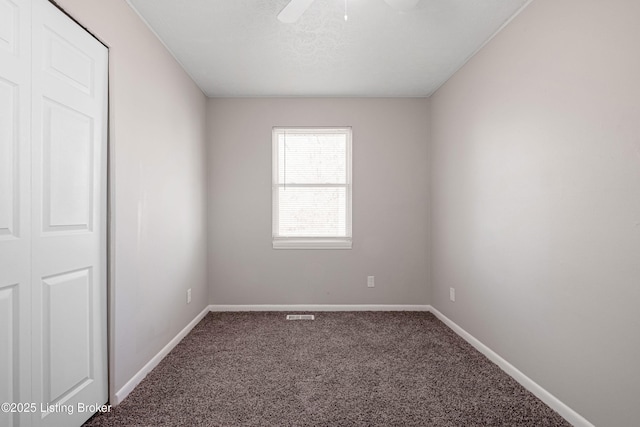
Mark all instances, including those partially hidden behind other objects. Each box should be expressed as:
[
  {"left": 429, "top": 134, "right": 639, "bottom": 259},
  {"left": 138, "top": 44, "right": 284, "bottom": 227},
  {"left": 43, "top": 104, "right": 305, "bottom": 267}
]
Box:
[
  {"left": 367, "top": 276, "right": 375, "bottom": 288},
  {"left": 449, "top": 287, "right": 455, "bottom": 302},
  {"left": 187, "top": 288, "right": 192, "bottom": 304}
]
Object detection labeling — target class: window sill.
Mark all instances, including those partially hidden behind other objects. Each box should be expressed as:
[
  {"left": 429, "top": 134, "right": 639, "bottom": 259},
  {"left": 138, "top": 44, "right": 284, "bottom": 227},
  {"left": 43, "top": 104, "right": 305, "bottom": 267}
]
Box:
[{"left": 272, "top": 239, "right": 352, "bottom": 250}]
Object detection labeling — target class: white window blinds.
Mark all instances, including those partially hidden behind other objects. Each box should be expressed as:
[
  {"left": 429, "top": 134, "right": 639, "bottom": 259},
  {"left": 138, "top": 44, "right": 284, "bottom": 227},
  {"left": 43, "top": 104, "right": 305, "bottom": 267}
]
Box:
[{"left": 272, "top": 127, "right": 352, "bottom": 249}]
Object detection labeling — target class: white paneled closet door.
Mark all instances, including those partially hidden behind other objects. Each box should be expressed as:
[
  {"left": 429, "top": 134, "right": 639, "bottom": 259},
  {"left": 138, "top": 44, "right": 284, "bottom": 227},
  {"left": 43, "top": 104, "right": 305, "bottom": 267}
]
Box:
[{"left": 0, "top": 0, "right": 108, "bottom": 426}]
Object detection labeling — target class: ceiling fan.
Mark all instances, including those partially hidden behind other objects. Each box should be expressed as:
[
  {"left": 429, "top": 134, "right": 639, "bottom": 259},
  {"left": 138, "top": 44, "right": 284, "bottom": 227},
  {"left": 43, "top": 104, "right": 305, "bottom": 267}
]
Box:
[{"left": 277, "top": 0, "right": 420, "bottom": 23}]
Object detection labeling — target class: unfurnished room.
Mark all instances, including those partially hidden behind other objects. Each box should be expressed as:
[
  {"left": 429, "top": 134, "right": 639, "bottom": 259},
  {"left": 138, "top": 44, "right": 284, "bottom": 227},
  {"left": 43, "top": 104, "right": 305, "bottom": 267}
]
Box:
[{"left": 0, "top": 0, "right": 638, "bottom": 426}]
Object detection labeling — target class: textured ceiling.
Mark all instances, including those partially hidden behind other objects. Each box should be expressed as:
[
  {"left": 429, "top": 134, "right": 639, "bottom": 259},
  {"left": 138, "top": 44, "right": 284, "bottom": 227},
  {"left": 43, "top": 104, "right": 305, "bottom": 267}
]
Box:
[{"left": 127, "top": 0, "right": 531, "bottom": 97}]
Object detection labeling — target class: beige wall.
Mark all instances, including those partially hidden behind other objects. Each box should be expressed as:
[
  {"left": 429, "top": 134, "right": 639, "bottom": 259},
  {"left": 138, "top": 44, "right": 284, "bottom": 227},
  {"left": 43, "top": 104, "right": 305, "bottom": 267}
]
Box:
[
  {"left": 207, "top": 98, "right": 430, "bottom": 305},
  {"left": 429, "top": 0, "right": 640, "bottom": 425},
  {"left": 55, "top": 0, "right": 209, "bottom": 398}
]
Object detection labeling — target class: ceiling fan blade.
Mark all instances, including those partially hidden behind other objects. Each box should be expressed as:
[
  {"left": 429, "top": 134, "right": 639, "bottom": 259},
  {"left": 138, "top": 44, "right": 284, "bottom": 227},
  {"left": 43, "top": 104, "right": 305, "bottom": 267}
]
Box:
[
  {"left": 383, "top": 0, "right": 420, "bottom": 11},
  {"left": 277, "top": 0, "right": 316, "bottom": 23}
]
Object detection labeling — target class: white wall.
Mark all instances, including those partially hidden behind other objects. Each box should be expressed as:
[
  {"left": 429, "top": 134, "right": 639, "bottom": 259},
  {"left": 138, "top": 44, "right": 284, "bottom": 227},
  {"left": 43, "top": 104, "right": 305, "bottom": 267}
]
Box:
[
  {"left": 207, "top": 98, "right": 430, "bottom": 305},
  {"left": 55, "top": 0, "right": 209, "bottom": 399},
  {"left": 429, "top": 0, "right": 640, "bottom": 425}
]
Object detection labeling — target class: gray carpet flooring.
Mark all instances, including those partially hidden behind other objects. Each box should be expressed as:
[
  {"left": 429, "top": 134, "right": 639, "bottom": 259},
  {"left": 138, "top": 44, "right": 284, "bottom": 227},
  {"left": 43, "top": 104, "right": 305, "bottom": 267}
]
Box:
[{"left": 84, "top": 312, "right": 570, "bottom": 426}]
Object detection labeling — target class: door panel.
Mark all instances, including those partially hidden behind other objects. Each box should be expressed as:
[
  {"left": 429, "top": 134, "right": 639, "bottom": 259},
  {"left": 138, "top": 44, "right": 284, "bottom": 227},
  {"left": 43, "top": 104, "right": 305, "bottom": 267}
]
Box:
[
  {"left": 0, "top": 78, "right": 18, "bottom": 238},
  {"left": 0, "top": 0, "right": 31, "bottom": 426},
  {"left": 30, "top": 1, "right": 108, "bottom": 426},
  {"left": 42, "top": 268, "right": 92, "bottom": 405},
  {"left": 44, "top": 27, "right": 94, "bottom": 95},
  {"left": 0, "top": 283, "right": 19, "bottom": 427},
  {"left": 42, "top": 99, "right": 94, "bottom": 232},
  {"left": 0, "top": 0, "right": 18, "bottom": 55}
]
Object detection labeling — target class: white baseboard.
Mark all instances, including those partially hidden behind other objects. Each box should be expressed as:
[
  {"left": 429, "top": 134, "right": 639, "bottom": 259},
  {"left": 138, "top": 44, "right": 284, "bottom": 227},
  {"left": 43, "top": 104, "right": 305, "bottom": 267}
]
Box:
[
  {"left": 428, "top": 306, "right": 593, "bottom": 427},
  {"left": 208, "top": 304, "right": 430, "bottom": 312},
  {"left": 113, "top": 305, "right": 210, "bottom": 405}
]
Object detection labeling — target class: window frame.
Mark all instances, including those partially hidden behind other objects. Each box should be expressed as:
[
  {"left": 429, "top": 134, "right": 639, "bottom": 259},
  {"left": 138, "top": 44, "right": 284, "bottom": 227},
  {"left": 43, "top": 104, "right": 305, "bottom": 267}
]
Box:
[{"left": 272, "top": 127, "right": 353, "bottom": 250}]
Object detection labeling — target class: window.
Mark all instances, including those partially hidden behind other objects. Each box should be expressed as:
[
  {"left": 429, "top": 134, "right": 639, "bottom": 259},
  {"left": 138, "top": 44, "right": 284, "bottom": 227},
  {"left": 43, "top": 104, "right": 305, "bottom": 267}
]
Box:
[{"left": 272, "top": 127, "right": 352, "bottom": 249}]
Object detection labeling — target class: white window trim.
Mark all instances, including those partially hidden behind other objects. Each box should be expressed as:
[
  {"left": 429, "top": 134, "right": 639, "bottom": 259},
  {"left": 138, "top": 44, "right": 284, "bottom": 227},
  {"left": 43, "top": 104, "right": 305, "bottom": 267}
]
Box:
[{"left": 272, "top": 127, "right": 352, "bottom": 250}]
